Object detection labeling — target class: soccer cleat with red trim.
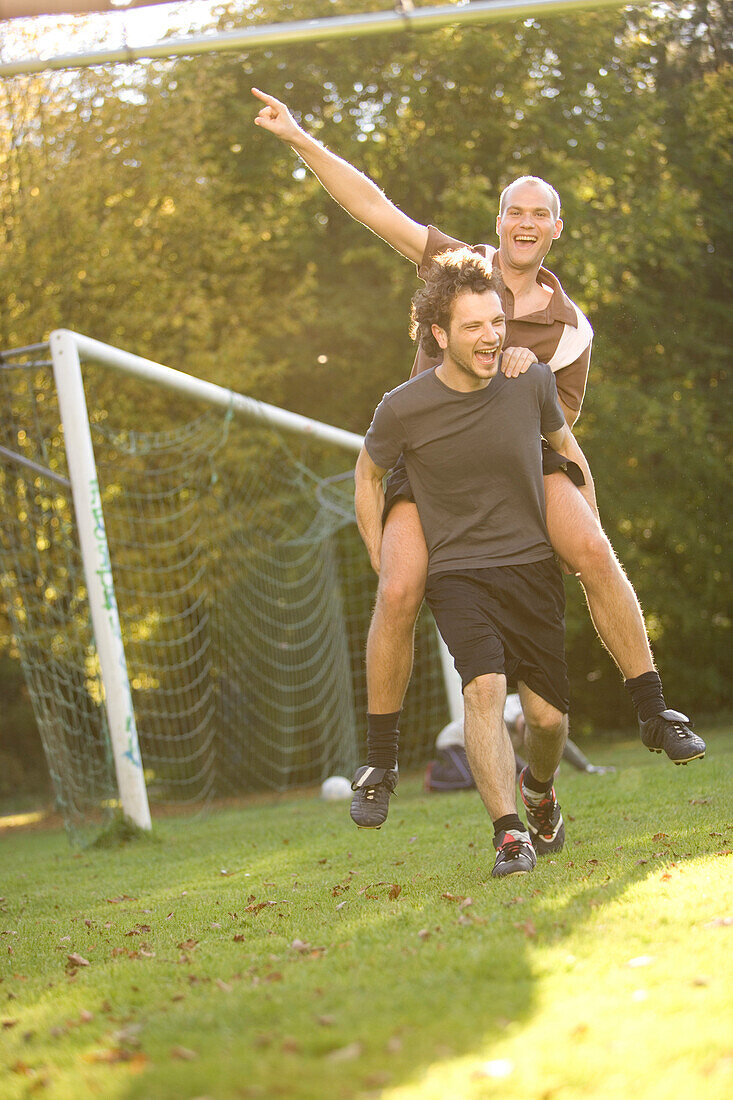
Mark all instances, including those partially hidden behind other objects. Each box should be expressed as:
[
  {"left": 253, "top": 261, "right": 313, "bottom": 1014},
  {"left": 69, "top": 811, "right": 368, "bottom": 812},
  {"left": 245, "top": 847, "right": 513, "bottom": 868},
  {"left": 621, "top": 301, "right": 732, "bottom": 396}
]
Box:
[
  {"left": 492, "top": 827, "right": 537, "bottom": 877},
  {"left": 519, "top": 767, "right": 566, "bottom": 855},
  {"left": 349, "top": 765, "right": 398, "bottom": 829},
  {"left": 639, "top": 709, "right": 705, "bottom": 765}
]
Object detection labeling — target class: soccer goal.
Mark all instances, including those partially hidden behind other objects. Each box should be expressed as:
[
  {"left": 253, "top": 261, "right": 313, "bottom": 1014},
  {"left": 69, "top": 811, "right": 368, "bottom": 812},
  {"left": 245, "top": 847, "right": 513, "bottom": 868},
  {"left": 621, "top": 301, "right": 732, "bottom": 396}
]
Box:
[{"left": 0, "top": 331, "right": 457, "bottom": 842}]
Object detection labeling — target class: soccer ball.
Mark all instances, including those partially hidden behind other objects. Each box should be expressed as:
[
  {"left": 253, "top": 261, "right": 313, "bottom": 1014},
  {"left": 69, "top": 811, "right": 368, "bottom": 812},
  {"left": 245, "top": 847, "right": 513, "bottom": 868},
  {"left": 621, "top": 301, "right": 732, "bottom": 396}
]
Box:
[{"left": 320, "top": 775, "right": 352, "bottom": 801}]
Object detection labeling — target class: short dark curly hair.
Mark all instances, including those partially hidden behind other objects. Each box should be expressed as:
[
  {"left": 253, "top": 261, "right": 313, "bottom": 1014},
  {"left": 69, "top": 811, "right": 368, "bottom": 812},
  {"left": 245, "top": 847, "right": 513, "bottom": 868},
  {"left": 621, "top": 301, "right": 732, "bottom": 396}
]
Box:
[{"left": 410, "top": 247, "right": 505, "bottom": 358}]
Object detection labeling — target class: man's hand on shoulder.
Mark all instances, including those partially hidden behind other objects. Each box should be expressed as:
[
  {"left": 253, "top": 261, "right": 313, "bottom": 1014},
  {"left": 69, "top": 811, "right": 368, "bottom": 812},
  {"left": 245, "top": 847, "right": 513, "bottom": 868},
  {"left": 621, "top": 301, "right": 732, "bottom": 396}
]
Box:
[
  {"left": 252, "top": 87, "right": 302, "bottom": 144},
  {"left": 500, "top": 347, "right": 538, "bottom": 378}
]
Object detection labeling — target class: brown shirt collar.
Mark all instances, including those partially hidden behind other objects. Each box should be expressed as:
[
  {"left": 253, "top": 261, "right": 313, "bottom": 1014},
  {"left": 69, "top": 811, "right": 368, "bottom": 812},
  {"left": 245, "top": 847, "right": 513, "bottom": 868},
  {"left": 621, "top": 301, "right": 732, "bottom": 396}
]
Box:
[{"left": 480, "top": 245, "right": 579, "bottom": 327}]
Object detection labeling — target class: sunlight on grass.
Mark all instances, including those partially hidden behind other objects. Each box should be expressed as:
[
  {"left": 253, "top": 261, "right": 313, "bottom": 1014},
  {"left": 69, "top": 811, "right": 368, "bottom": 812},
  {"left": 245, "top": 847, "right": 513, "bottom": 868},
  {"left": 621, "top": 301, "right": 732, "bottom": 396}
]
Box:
[
  {"left": 0, "top": 809, "right": 46, "bottom": 829},
  {"left": 2, "top": 727, "right": 730, "bottom": 1100}
]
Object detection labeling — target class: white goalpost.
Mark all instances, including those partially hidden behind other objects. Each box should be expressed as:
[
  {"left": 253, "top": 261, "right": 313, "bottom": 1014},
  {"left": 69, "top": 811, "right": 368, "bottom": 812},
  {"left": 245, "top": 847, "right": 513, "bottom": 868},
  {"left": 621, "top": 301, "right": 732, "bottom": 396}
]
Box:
[{"left": 1, "top": 329, "right": 461, "bottom": 836}]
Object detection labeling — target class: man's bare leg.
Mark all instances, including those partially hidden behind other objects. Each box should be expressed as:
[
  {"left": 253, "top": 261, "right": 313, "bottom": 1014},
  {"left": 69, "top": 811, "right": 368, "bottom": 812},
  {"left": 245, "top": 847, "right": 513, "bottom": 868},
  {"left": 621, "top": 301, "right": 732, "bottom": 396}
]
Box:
[
  {"left": 517, "top": 682, "right": 568, "bottom": 784},
  {"left": 463, "top": 673, "right": 516, "bottom": 820},
  {"left": 464, "top": 673, "right": 537, "bottom": 877},
  {"left": 544, "top": 472, "right": 705, "bottom": 763},
  {"left": 517, "top": 681, "right": 568, "bottom": 854},
  {"left": 350, "top": 501, "right": 427, "bottom": 829},
  {"left": 544, "top": 472, "right": 653, "bottom": 680},
  {"left": 365, "top": 499, "right": 427, "bottom": 713}
]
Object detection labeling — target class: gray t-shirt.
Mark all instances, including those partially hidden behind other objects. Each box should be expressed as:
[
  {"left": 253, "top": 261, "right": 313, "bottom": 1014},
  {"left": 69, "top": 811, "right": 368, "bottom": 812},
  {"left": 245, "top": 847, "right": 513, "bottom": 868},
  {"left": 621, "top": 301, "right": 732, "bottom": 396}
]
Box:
[{"left": 364, "top": 363, "right": 565, "bottom": 575}]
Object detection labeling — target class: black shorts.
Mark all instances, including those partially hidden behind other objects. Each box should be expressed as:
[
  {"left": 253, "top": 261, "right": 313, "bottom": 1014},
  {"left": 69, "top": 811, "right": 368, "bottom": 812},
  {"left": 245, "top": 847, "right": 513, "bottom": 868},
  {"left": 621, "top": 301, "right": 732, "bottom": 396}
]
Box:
[
  {"left": 383, "top": 443, "right": 585, "bottom": 525},
  {"left": 424, "top": 558, "right": 570, "bottom": 714}
]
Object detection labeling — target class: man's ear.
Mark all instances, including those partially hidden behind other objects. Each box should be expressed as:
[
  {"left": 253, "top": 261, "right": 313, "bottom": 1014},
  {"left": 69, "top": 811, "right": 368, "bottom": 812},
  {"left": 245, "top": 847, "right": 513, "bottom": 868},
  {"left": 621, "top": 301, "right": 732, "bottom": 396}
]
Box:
[
  {"left": 432, "top": 323, "right": 449, "bottom": 350},
  {"left": 553, "top": 217, "right": 564, "bottom": 241}
]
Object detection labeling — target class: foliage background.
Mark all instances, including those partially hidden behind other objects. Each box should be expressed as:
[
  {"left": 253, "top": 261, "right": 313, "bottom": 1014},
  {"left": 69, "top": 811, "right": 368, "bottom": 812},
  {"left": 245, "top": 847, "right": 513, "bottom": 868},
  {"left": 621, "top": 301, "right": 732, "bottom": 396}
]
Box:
[{"left": 1, "top": 0, "right": 730, "bottom": 796}]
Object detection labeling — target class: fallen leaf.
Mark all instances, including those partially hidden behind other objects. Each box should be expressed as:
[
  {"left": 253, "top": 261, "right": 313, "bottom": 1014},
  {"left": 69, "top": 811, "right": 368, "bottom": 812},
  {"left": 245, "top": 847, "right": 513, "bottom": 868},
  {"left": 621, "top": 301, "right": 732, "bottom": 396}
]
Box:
[
  {"left": 233, "top": 933, "right": 246, "bottom": 942},
  {"left": 317, "top": 1015, "right": 335, "bottom": 1027},
  {"left": 627, "top": 955, "right": 655, "bottom": 967},
  {"left": 291, "top": 939, "right": 310, "bottom": 953},
  {"left": 106, "top": 895, "right": 137, "bottom": 904},
  {"left": 126, "top": 1053, "right": 148, "bottom": 1074},
  {"left": 113, "top": 1023, "right": 142, "bottom": 1046},
  {"left": 171, "top": 1045, "right": 198, "bottom": 1061},
  {"left": 417, "top": 929, "right": 430, "bottom": 940},
  {"left": 388, "top": 884, "right": 402, "bottom": 900},
  {"left": 514, "top": 919, "right": 536, "bottom": 937},
  {"left": 441, "top": 892, "right": 466, "bottom": 904},
  {"left": 66, "top": 954, "right": 90, "bottom": 968},
  {"left": 704, "top": 917, "right": 733, "bottom": 928},
  {"left": 177, "top": 939, "right": 198, "bottom": 952},
  {"left": 85, "top": 1048, "right": 130, "bottom": 1064},
  {"left": 326, "top": 1041, "right": 362, "bottom": 1063},
  {"left": 79, "top": 1010, "right": 94, "bottom": 1024},
  {"left": 3, "top": 1018, "right": 19, "bottom": 1029},
  {"left": 215, "top": 979, "right": 232, "bottom": 993}
]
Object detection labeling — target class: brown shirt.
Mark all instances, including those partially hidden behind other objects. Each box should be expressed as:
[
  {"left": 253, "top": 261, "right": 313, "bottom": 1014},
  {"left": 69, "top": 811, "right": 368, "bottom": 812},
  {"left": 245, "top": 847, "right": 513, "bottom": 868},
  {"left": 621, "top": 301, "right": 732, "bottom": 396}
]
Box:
[{"left": 412, "top": 227, "right": 593, "bottom": 415}]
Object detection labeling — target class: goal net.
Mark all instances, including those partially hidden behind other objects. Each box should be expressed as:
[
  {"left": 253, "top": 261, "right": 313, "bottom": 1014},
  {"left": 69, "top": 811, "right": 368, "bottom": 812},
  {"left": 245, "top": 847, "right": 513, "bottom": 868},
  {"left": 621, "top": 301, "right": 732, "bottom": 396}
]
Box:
[{"left": 0, "top": 333, "right": 451, "bottom": 842}]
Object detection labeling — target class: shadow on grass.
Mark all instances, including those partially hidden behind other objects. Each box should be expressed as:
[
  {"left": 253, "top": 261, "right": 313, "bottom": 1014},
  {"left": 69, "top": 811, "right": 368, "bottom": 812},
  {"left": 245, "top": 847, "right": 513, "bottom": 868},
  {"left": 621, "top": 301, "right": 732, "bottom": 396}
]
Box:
[
  {"left": 3, "top": 735, "right": 726, "bottom": 1100},
  {"left": 105, "top": 745, "right": 722, "bottom": 1099}
]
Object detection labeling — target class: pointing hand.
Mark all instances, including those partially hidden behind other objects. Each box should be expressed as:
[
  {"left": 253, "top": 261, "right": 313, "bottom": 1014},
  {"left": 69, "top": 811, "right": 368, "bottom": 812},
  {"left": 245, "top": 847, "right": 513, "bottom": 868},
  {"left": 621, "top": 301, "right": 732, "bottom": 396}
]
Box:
[{"left": 251, "top": 87, "right": 301, "bottom": 142}]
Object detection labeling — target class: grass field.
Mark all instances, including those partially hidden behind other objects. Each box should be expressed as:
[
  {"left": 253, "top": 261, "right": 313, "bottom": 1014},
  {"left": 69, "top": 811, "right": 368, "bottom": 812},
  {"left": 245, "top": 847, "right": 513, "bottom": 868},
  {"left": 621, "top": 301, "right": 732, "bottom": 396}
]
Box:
[{"left": 1, "top": 727, "right": 731, "bottom": 1100}]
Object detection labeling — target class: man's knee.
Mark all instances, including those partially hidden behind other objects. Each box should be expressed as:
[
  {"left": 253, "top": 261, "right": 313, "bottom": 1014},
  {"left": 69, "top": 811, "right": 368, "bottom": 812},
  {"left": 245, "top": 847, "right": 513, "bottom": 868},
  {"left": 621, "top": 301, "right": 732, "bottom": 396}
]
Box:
[
  {"left": 566, "top": 525, "right": 618, "bottom": 580},
  {"left": 375, "top": 569, "right": 425, "bottom": 620},
  {"left": 523, "top": 698, "right": 567, "bottom": 738},
  {"left": 464, "top": 673, "right": 506, "bottom": 710}
]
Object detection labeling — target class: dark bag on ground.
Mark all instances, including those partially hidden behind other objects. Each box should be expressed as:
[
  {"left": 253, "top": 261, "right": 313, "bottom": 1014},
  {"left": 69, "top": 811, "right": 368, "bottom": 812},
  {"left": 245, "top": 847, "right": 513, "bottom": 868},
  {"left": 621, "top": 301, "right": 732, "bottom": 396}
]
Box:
[{"left": 424, "top": 745, "right": 476, "bottom": 791}]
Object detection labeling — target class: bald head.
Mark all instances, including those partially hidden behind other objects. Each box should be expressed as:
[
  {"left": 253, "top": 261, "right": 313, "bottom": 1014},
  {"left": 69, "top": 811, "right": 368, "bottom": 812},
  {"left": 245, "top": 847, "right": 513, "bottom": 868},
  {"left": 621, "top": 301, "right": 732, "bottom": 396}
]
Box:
[{"left": 499, "top": 176, "right": 561, "bottom": 222}]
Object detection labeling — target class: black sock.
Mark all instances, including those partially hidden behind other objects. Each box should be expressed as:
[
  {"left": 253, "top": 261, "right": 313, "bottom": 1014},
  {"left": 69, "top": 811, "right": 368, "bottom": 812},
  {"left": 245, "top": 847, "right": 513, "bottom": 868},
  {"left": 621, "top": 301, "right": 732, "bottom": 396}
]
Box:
[
  {"left": 523, "top": 768, "right": 553, "bottom": 795},
  {"left": 366, "top": 711, "right": 401, "bottom": 770},
  {"left": 493, "top": 813, "right": 524, "bottom": 836},
  {"left": 624, "top": 671, "right": 666, "bottom": 721}
]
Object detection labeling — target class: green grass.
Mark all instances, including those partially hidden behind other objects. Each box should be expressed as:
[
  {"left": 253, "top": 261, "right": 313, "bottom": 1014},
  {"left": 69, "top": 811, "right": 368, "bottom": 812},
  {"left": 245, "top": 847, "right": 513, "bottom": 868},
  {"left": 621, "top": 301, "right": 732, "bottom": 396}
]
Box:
[{"left": 1, "top": 727, "right": 731, "bottom": 1100}]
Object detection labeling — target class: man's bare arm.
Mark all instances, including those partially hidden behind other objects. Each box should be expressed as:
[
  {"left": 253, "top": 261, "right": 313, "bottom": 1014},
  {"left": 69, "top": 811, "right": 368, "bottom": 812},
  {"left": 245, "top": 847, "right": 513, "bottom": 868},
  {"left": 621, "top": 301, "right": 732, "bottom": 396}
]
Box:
[
  {"left": 252, "top": 87, "right": 428, "bottom": 264},
  {"left": 544, "top": 423, "right": 598, "bottom": 518},
  {"left": 354, "top": 446, "right": 389, "bottom": 573}
]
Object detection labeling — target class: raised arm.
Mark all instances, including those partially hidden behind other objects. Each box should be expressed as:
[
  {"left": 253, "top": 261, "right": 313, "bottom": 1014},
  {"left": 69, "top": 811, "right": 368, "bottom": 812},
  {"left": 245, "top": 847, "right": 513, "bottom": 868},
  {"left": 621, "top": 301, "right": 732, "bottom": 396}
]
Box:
[
  {"left": 544, "top": 423, "right": 598, "bottom": 519},
  {"left": 252, "top": 87, "right": 429, "bottom": 264},
  {"left": 354, "top": 446, "right": 389, "bottom": 574}
]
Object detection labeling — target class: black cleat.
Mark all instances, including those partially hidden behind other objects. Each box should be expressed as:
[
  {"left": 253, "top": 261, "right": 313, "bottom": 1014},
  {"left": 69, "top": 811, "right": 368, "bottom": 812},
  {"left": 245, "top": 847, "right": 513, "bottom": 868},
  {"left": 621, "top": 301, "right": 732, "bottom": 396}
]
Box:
[
  {"left": 519, "top": 768, "right": 566, "bottom": 855},
  {"left": 350, "top": 765, "right": 398, "bottom": 828},
  {"left": 639, "top": 709, "right": 706, "bottom": 764},
  {"left": 492, "top": 827, "right": 537, "bottom": 878}
]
